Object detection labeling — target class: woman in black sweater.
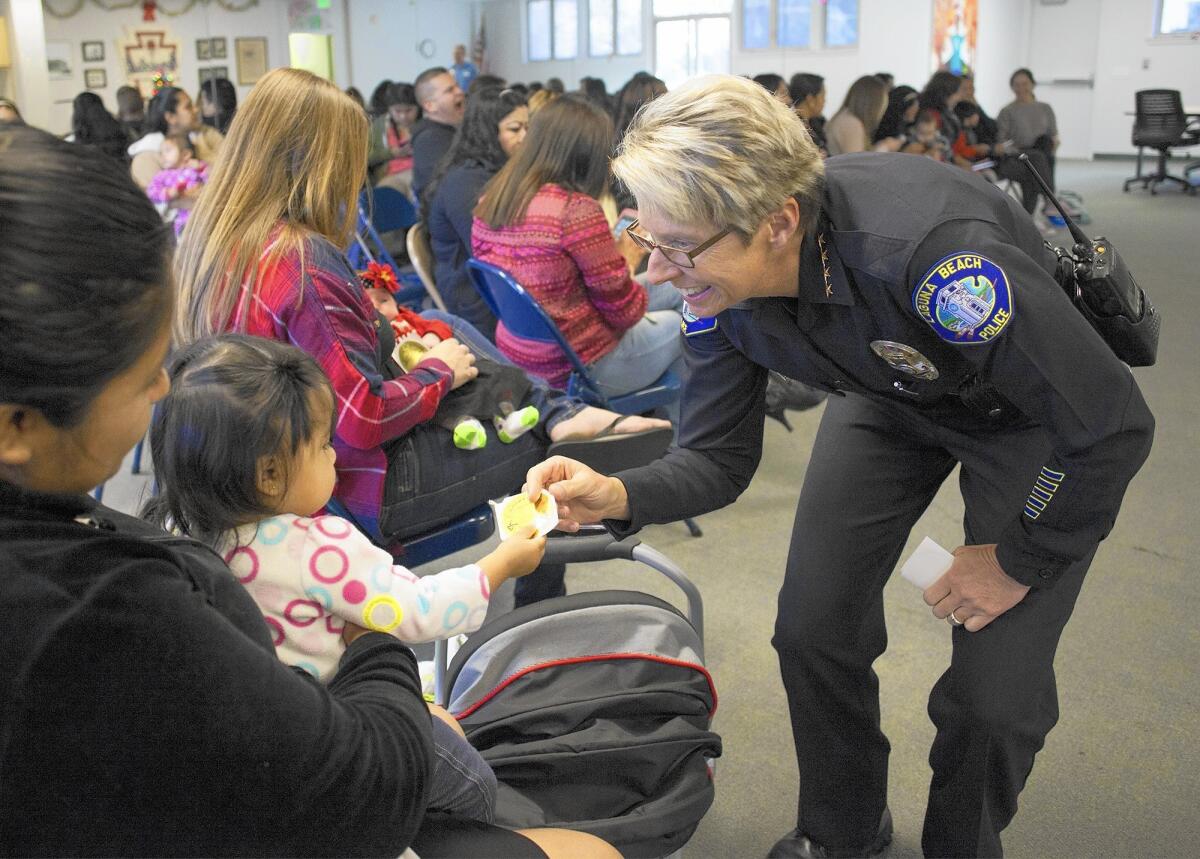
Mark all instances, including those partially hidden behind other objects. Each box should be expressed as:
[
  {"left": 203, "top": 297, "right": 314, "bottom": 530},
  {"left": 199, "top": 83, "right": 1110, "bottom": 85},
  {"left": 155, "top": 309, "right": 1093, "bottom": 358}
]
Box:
[
  {"left": 421, "top": 86, "right": 528, "bottom": 340},
  {"left": 0, "top": 124, "right": 613, "bottom": 859}
]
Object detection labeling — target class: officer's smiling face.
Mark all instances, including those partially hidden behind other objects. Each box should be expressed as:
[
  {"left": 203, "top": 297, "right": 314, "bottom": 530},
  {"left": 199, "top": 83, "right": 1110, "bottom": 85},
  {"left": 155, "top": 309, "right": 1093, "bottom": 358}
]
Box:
[{"left": 640, "top": 207, "right": 802, "bottom": 317}]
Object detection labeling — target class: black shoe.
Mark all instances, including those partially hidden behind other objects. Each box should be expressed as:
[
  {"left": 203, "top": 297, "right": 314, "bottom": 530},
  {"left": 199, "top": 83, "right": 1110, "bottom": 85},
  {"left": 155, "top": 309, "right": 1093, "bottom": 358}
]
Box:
[{"left": 767, "top": 807, "right": 892, "bottom": 859}]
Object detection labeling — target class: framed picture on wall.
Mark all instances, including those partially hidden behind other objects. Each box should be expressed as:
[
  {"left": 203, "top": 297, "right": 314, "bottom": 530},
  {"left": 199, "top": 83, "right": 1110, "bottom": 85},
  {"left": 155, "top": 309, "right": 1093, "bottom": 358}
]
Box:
[
  {"left": 197, "top": 38, "right": 212, "bottom": 60},
  {"left": 198, "top": 66, "right": 229, "bottom": 84},
  {"left": 46, "top": 41, "right": 73, "bottom": 80},
  {"left": 84, "top": 68, "right": 107, "bottom": 90},
  {"left": 82, "top": 41, "right": 105, "bottom": 62},
  {"left": 235, "top": 37, "right": 268, "bottom": 85},
  {"left": 210, "top": 37, "right": 227, "bottom": 59}
]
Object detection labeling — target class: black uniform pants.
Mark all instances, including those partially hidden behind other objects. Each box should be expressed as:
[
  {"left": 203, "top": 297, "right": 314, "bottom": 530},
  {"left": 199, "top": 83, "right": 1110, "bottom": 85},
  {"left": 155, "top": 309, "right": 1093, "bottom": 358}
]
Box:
[{"left": 771, "top": 393, "right": 1091, "bottom": 857}]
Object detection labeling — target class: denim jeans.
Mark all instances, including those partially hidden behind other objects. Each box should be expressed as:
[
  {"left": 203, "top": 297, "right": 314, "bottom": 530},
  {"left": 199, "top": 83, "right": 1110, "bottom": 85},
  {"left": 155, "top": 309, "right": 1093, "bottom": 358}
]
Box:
[
  {"left": 379, "top": 311, "right": 583, "bottom": 540},
  {"left": 428, "top": 713, "right": 498, "bottom": 822},
  {"left": 587, "top": 279, "right": 685, "bottom": 421},
  {"left": 380, "top": 311, "right": 574, "bottom": 606}
]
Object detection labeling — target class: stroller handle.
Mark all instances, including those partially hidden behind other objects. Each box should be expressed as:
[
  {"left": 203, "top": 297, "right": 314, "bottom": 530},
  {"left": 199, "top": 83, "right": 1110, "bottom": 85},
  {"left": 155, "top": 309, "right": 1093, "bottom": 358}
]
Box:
[{"left": 434, "top": 529, "right": 703, "bottom": 705}]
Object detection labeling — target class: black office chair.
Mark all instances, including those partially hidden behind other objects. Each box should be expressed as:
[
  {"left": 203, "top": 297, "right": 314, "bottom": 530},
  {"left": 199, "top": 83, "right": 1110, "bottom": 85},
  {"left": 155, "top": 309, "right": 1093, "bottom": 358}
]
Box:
[{"left": 1123, "top": 89, "right": 1200, "bottom": 195}]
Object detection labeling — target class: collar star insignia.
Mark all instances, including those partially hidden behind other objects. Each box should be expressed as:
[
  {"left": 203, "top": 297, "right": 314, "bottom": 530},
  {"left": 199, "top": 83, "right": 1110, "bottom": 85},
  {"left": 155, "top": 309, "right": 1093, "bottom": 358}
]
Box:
[{"left": 817, "top": 232, "right": 833, "bottom": 298}]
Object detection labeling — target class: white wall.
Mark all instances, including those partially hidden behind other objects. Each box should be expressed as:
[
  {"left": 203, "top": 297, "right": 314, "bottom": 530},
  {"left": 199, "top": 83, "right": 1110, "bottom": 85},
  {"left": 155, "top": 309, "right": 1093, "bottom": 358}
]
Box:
[
  {"left": 2, "top": 0, "right": 51, "bottom": 130},
  {"left": 40, "top": 0, "right": 296, "bottom": 135},
  {"left": 28, "top": 0, "right": 473, "bottom": 136},
  {"left": 480, "top": 0, "right": 1032, "bottom": 117},
  {"left": 478, "top": 0, "right": 648, "bottom": 92},
  {"left": 480, "top": 0, "right": 1200, "bottom": 157},
  {"left": 1091, "top": 0, "right": 1200, "bottom": 155},
  {"left": 348, "top": 0, "right": 474, "bottom": 98}
]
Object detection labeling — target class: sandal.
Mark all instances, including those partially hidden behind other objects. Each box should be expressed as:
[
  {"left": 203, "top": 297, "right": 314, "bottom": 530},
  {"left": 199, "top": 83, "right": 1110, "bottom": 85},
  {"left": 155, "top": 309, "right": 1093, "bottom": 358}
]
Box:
[{"left": 547, "top": 414, "right": 673, "bottom": 475}]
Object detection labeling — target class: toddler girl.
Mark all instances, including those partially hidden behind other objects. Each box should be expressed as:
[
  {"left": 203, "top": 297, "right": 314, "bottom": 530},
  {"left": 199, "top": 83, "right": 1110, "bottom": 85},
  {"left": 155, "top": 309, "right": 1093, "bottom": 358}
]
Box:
[
  {"left": 144, "top": 333, "right": 546, "bottom": 822},
  {"left": 145, "top": 133, "right": 207, "bottom": 237}
]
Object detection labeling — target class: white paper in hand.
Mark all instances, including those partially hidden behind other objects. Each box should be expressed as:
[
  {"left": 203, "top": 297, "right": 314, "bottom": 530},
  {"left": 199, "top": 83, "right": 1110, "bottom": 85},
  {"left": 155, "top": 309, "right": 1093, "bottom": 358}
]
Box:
[{"left": 900, "top": 537, "right": 954, "bottom": 589}]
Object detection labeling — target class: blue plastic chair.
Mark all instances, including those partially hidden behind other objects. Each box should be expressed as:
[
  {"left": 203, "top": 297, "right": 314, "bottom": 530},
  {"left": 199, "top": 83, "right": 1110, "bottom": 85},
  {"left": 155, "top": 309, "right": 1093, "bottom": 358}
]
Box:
[
  {"left": 347, "top": 187, "right": 426, "bottom": 308},
  {"left": 466, "top": 259, "right": 681, "bottom": 413},
  {"left": 467, "top": 259, "right": 701, "bottom": 538}
]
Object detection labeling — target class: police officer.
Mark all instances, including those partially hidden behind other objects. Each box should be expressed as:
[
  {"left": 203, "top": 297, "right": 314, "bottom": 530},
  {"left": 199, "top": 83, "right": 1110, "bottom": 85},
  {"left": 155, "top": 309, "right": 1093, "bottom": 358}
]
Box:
[{"left": 524, "top": 75, "right": 1153, "bottom": 858}]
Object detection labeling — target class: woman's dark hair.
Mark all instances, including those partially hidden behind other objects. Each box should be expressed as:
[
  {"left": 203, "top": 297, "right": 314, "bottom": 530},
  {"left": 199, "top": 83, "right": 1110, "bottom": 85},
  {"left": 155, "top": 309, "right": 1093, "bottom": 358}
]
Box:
[
  {"left": 1010, "top": 67, "right": 1036, "bottom": 88},
  {"left": 475, "top": 94, "right": 612, "bottom": 228},
  {"left": 753, "top": 73, "right": 788, "bottom": 98},
  {"left": 919, "top": 70, "right": 963, "bottom": 112},
  {"left": 546, "top": 77, "right": 565, "bottom": 94},
  {"left": 345, "top": 86, "right": 366, "bottom": 111},
  {"left": 115, "top": 85, "right": 144, "bottom": 121},
  {"left": 142, "top": 334, "right": 334, "bottom": 546},
  {"left": 198, "top": 77, "right": 238, "bottom": 135},
  {"left": 0, "top": 125, "right": 172, "bottom": 427},
  {"left": 146, "top": 86, "right": 188, "bottom": 134},
  {"left": 789, "top": 73, "right": 824, "bottom": 104},
  {"left": 580, "top": 76, "right": 610, "bottom": 110},
  {"left": 381, "top": 81, "right": 419, "bottom": 109},
  {"left": 874, "top": 85, "right": 918, "bottom": 141},
  {"left": 71, "top": 91, "right": 129, "bottom": 161},
  {"left": 468, "top": 73, "right": 507, "bottom": 95},
  {"left": 420, "top": 85, "right": 527, "bottom": 221},
  {"left": 368, "top": 79, "right": 394, "bottom": 116},
  {"left": 613, "top": 72, "right": 666, "bottom": 145}
]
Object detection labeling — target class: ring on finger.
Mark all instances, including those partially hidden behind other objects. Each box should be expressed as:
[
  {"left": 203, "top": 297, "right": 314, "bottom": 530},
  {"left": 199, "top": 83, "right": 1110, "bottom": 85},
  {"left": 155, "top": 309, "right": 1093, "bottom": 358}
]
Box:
[{"left": 948, "top": 610, "right": 964, "bottom": 626}]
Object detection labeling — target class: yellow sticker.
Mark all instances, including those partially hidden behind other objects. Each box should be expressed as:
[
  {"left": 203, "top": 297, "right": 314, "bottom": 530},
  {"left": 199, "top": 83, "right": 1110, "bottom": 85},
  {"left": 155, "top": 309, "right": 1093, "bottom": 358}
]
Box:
[{"left": 491, "top": 490, "right": 559, "bottom": 540}]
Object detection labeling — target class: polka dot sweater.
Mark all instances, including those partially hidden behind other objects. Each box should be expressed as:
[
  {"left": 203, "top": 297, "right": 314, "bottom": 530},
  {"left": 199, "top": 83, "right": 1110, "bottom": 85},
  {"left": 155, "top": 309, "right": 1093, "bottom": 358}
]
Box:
[{"left": 222, "top": 513, "right": 490, "bottom": 682}]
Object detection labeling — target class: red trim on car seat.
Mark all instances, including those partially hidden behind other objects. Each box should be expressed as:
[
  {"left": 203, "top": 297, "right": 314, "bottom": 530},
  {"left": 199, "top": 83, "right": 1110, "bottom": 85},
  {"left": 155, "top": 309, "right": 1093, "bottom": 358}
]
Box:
[{"left": 454, "top": 652, "right": 718, "bottom": 720}]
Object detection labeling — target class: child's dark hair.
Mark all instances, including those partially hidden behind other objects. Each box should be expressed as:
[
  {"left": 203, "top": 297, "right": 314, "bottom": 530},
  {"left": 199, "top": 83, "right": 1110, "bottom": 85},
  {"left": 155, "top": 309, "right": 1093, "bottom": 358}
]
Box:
[
  {"left": 142, "top": 334, "right": 335, "bottom": 546},
  {"left": 953, "top": 101, "right": 980, "bottom": 120}
]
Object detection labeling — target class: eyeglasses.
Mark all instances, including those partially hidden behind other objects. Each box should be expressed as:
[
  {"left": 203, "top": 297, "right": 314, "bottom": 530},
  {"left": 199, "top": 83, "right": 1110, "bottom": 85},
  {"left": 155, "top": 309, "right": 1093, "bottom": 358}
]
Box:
[{"left": 625, "top": 219, "right": 731, "bottom": 269}]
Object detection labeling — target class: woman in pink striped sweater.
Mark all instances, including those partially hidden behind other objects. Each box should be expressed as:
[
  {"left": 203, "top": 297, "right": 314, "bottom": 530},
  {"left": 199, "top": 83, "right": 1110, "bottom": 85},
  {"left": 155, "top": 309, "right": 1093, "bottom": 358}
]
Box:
[{"left": 471, "top": 95, "right": 683, "bottom": 406}]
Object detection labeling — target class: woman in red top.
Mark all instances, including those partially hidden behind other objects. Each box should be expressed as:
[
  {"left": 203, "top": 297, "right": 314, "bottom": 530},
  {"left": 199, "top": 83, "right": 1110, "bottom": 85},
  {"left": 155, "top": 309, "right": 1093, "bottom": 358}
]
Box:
[
  {"left": 472, "top": 95, "right": 684, "bottom": 407},
  {"left": 173, "top": 68, "right": 668, "bottom": 606}
]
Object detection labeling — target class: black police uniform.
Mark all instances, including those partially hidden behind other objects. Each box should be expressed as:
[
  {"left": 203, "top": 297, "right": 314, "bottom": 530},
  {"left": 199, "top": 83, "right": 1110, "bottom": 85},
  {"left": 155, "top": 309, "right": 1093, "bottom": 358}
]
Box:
[{"left": 608, "top": 153, "right": 1154, "bottom": 856}]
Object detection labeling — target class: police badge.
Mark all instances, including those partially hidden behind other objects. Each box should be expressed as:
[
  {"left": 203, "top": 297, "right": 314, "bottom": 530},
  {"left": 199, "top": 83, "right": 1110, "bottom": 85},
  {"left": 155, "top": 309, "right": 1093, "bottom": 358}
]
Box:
[{"left": 869, "top": 341, "right": 939, "bottom": 380}]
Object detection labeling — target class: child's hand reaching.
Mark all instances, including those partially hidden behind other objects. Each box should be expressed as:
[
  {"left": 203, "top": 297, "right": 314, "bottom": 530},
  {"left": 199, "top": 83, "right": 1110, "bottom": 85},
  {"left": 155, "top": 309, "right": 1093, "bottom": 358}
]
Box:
[{"left": 477, "top": 526, "right": 547, "bottom": 593}]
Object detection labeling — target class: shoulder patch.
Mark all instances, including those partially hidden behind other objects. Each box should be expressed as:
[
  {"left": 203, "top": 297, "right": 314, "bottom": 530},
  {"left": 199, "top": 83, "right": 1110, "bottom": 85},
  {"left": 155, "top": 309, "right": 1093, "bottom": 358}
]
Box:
[
  {"left": 681, "top": 308, "right": 719, "bottom": 337},
  {"left": 912, "top": 252, "right": 1014, "bottom": 344}
]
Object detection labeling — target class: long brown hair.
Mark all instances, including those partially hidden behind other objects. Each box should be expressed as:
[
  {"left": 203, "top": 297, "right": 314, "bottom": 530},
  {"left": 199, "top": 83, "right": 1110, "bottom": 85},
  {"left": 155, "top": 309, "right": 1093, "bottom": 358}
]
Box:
[
  {"left": 474, "top": 94, "right": 612, "bottom": 228},
  {"left": 836, "top": 75, "right": 890, "bottom": 145},
  {"left": 173, "top": 67, "right": 367, "bottom": 345}
]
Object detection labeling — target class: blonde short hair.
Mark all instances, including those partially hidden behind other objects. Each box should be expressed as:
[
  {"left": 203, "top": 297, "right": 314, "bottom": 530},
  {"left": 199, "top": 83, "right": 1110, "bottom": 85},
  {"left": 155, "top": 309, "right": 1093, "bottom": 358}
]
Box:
[{"left": 613, "top": 74, "right": 824, "bottom": 240}]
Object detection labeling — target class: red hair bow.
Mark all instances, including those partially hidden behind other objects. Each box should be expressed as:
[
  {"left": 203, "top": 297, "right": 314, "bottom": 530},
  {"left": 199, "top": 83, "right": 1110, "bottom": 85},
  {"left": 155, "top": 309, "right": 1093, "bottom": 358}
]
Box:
[{"left": 359, "top": 261, "right": 399, "bottom": 291}]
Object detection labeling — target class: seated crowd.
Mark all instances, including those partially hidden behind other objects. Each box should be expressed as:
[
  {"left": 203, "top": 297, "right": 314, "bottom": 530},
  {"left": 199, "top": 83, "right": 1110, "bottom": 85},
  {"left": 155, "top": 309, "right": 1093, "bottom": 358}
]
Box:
[{"left": 0, "top": 59, "right": 1061, "bottom": 855}]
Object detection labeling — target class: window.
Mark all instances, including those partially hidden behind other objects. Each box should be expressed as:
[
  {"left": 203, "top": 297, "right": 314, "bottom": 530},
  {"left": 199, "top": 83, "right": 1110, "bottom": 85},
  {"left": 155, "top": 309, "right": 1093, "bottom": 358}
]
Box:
[
  {"left": 528, "top": 0, "right": 578, "bottom": 61},
  {"left": 743, "top": 0, "right": 770, "bottom": 49},
  {"left": 529, "top": 0, "right": 552, "bottom": 60},
  {"left": 1156, "top": 0, "right": 1200, "bottom": 34},
  {"left": 654, "top": 0, "right": 732, "bottom": 15},
  {"left": 777, "top": 0, "right": 811, "bottom": 47},
  {"left": 824, "top": 0, "right": 858, "bottom": 47},
  {"left": 591, "top": 0, "right": 644, "bottom": 57},
  {"left": 653, "top": 2, "right": 732, "bottom": 89}
]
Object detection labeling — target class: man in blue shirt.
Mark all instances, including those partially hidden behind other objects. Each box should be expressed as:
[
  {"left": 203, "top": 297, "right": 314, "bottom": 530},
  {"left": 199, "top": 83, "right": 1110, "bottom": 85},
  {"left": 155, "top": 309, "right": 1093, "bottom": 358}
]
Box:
[{"left": 451, "top": 44, "right": 478, "bottom": 94}]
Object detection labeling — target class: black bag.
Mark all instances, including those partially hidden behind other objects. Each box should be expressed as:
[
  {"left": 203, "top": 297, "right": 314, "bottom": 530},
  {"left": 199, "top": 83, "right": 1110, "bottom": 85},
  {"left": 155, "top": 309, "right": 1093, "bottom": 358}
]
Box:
[{"left": 445, "top": 590, "right": 722, "bottom": 858}]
